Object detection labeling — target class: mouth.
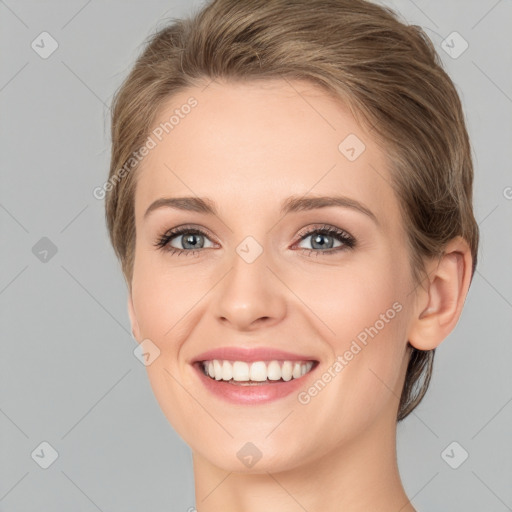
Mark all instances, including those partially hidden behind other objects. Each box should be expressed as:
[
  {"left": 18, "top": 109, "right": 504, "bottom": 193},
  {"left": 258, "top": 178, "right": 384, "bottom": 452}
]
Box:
[
  {"left": 191, "top": 347, "right": 319, "bottom": 404},
  {"left": 190, "top": 346, "right": 320, "bottom": 404},
  {"left": 196, "top": 359, "right": 317, "bottom": 385}
]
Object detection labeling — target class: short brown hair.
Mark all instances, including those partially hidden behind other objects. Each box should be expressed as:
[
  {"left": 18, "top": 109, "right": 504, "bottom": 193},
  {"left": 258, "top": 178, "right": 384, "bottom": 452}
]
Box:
[{"left": 104, "top": 0, "right": 479, "bottom": 421}]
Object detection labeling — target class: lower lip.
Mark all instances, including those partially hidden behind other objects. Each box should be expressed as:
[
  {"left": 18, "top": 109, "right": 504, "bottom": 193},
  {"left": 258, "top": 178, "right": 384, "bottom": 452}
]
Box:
[{"left": 193, "top": 363, "right": 317, "bottom": 405}]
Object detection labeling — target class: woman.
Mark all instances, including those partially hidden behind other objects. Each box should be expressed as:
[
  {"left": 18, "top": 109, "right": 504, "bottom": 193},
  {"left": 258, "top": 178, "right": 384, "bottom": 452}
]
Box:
[{"left": 103, "top": 0, "right": 479, "bottom": 510}]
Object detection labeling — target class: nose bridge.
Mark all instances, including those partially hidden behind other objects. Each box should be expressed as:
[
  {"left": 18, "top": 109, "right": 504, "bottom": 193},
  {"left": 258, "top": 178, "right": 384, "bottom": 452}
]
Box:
[{"left": 213, "top": 236, "right": 286, "bottom": 329}]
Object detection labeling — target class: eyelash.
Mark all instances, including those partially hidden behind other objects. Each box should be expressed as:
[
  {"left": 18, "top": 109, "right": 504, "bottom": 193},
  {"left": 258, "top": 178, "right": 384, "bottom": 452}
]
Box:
[{"left": 153, "top": 224, "right": 356, "bottom": 257}]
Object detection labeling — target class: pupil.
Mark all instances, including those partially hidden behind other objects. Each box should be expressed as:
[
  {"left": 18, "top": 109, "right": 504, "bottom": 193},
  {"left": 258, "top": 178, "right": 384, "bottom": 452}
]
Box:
[
  {"left": 312, "top": 234, "right": 333, "bottom": 249},
  {"left": 183, "top": 234, "right": 202, "bottom": 249}
]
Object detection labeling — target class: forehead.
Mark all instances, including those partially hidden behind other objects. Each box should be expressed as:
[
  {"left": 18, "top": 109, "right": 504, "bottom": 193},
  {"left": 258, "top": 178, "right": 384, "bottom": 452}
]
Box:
[{"left": 134, "top": 78, "right": 396, "bottom": 222}]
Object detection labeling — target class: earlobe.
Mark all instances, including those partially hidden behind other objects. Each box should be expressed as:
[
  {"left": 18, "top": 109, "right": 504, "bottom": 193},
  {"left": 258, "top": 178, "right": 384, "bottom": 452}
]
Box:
[
  {"left": 127, "top": 293, "right": 141, "bottom": 343},
  {"left": 408, "top": 237, "right": 473, "bottom": 351}
]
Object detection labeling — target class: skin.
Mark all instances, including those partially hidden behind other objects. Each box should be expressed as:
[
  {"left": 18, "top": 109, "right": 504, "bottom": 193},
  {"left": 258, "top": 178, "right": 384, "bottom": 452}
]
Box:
[{"left": 127, "top": 78, "right": 473, "bottom": 511}]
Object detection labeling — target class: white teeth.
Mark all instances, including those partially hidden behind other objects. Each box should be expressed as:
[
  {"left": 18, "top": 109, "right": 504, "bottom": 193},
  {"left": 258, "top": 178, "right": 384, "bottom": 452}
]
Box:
[
  {"left": 249, "top": 361, "right": 267, "bottom": 382},
  {"left": 267, "top": 360, "right": 281, "bottom": 380},
  {"left": 281, "top": 361, "right": 293, "bottom": 381},
  {"left": 201, "top": 359, "right": 314, "bottom": 382},
  {"left": 232, "top": 361, "right": 249, "bottom": 381},
  {"left": 222, "top": 360, "right": 233, "bottom": 380},
  {"left": 213, "top": 360, "right": 223, "bottom": 381}
]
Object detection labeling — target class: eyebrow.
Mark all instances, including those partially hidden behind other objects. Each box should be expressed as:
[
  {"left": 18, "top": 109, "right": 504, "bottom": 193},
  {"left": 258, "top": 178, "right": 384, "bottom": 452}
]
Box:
[{"left": 143, "top": 195, "right": 378, "bottom": 224}]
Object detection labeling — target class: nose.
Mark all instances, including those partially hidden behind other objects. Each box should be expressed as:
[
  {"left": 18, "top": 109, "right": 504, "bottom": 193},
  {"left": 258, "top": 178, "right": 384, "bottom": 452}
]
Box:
[{"left": 213, "top": 248, "right": 287, "bottom": 331}]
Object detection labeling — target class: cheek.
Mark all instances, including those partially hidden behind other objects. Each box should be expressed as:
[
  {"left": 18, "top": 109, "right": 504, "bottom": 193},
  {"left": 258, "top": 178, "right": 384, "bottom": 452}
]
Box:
[
  {"left": 287, "top": 251, "right": 408, "bottom": 346},
  {"left": 131, "top": 252, "right": 204, "bottom": 342},
  {"left": 288, "top": 310, "right": 409, "bottom": 461},
  {"left": 130, "top": 259, "right": 205, "bottom": 437},
  {"left": 288, "top": 256, "right": 410, "bottom": 419}
]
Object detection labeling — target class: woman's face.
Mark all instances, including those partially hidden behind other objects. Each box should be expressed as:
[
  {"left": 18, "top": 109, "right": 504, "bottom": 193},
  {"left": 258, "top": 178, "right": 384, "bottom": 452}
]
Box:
[{"left": 129, "top": 79, "right": 417, "bottom": 472}]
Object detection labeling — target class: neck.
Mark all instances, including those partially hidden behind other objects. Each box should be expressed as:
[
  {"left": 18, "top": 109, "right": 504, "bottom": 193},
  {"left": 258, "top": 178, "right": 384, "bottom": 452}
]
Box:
[{"left": 192, "top": 406, "right": 415, "bottom": 512}]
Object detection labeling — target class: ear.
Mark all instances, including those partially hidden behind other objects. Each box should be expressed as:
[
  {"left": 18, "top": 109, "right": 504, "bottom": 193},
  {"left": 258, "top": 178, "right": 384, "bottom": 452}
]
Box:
[
  {"left": 127, "top": 293, "right": 141, "bottom": 343},
  {"left": 408, "top": 236, "right": 473, "bottom": 351}
]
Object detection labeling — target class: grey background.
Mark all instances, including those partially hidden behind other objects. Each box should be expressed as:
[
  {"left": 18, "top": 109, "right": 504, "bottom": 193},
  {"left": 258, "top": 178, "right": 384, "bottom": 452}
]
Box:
[{"left": 1, "top": 0, "right": 511, "bottom": 510}]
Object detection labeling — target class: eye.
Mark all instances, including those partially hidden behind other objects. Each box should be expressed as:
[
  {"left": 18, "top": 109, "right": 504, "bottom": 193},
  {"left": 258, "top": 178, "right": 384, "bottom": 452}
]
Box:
[
  {"left": 295, "top": 224, "right": 356, "bottom": 256},
  {"left": 154, "top": 225, "right": 215, "bottom": 256},
  {"left": 154, "top": 223, "right": 356, "bottom": 257}
]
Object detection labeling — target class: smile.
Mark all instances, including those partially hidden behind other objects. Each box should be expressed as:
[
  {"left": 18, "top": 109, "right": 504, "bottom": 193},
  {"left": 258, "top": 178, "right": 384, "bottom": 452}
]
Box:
[
  {"left": 201, "top": 359, "right": 315, "bottom": 383},
  {"left": 191, "top": 346, "right": 319, "bottom": 404}
]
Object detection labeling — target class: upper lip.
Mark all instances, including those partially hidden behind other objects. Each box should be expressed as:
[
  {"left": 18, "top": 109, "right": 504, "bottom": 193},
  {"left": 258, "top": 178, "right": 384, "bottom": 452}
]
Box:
[{"left": 191, "top": 347, "right": 318, "bottom": 363}]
